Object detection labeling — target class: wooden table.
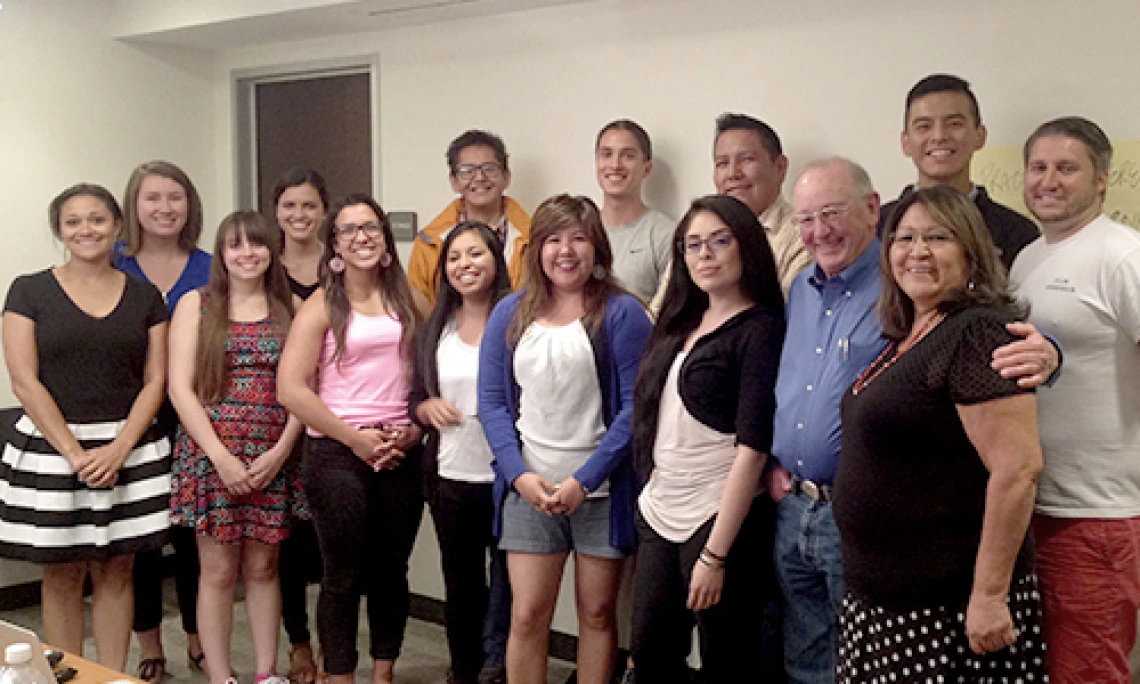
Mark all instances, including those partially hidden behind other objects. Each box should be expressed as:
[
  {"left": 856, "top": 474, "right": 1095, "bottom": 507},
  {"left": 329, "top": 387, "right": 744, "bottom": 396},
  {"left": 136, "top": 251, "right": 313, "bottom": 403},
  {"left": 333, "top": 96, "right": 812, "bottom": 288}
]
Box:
[{"left": 50, "top": 648, "right": 142, "bottom": 684}]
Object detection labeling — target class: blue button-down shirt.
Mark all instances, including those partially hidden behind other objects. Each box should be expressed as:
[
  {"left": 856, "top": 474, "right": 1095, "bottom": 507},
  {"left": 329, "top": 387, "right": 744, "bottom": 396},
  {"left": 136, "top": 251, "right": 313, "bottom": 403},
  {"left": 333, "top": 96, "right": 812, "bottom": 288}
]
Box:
[{"left": 771, "top": 240, "right": 886, "bottom": 484}]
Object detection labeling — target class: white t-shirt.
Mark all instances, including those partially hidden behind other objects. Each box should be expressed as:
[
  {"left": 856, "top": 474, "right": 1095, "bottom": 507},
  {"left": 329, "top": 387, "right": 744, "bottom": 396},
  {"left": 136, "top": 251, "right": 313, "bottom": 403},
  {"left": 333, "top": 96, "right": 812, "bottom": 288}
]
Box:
[
  {"left": 606, "top": 208, "right": 675, "bottom": 304},
  {"left": 1010, "top": 214, "right": 1140, "bottom": 518},
  {"left": 638, "top": 353, "right": 737, "bottom": 542},
  {"left": 435, "top": 320, "right": 495, "bottom": 483},
  {"left": 514, "top": 320, "right": 608, "bottom": 496}
]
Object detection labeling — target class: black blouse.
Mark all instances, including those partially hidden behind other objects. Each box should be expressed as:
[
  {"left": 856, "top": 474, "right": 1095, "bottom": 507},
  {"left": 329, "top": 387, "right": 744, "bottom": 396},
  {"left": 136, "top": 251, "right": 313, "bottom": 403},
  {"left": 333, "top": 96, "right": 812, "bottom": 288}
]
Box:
[{"left": 834, "top": 305, "right": 1034, "bottom": 608}]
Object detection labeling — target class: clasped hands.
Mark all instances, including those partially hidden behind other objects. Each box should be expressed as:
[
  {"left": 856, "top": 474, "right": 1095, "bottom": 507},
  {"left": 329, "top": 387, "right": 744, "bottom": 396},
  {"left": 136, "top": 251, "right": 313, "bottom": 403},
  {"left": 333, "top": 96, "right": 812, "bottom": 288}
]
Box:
[
  {"left": 213, "top": 444, "right": 289, "bottom": 496},
  {"left": 70, "top": 442, "right": 127, "bottom": 489},
  {"left": 514, "top": 472, "right": 587, "bottom": 516},
  {"left": 351, "top": 423, "right": 421, "bottom": 472}
]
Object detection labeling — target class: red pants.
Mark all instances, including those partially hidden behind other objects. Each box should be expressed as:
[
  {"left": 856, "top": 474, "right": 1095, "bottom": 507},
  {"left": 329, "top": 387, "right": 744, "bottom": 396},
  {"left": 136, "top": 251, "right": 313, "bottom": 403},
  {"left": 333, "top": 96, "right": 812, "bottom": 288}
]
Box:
[{"left": 1034, "top": 514, "right": 1140, "bottom": 684}]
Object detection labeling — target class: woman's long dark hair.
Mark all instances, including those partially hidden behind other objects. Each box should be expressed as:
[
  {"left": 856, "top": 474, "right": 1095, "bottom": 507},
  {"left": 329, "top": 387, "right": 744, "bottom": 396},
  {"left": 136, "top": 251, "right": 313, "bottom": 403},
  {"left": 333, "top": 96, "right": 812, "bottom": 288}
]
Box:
[
  {"left": 631, "top": 194, "right": 782, "bottom": 484},
  {"left": 197, "top": 211, "right": 294, "bottom": 403},
  {"left": 319, "top": 193, "right": 422, "bottom": 366},
  {"left": 413, "top": 221, "right": 512, "bottom": 396}
]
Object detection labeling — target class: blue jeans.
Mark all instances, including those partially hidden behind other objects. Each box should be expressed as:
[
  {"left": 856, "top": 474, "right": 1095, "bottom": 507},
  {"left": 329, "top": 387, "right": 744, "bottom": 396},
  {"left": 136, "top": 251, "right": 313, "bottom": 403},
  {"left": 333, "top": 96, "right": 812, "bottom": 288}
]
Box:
[{"left": 774, "top": 493, "right": 845, "bottom": 684}]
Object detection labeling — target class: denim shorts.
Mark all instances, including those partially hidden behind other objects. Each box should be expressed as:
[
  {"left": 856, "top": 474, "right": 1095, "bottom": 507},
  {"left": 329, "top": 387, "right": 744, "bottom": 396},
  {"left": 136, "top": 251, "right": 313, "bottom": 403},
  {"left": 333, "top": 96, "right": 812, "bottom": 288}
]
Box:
[{"left": 498, "top": 490, "right": 626, "bottom": 559}]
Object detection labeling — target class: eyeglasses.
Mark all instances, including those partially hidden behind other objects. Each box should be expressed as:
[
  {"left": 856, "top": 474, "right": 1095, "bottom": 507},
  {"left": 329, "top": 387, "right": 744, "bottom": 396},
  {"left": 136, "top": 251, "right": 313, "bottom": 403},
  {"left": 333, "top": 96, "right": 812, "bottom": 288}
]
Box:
[
  {"left": 680, "top": 231, "right": 735, "bottom": 256},
  {"left": 889, "top": 230, "right": 958, "bottom": 249},
  {"left": 333, "top": 221, "right": 384, "bottom": 240},
  {"left": 792, "top": 204, "right": 850, "bottom": 230},
  {"left": 455, "top": 163, "right": 504, "bottom": 181}
]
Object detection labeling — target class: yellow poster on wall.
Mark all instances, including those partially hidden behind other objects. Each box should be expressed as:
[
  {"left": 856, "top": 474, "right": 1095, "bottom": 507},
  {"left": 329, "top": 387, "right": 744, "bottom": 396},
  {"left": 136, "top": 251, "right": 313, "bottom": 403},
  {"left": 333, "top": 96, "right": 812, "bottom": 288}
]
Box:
[{"left": 973, "top": 142, "right": 1140, "bottom": 230}]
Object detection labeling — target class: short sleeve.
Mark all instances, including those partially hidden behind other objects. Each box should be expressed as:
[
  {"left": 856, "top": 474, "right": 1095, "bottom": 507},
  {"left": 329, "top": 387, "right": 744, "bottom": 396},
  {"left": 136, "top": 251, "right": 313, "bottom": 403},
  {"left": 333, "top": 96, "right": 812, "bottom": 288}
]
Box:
[
  {"left": 651, "top": 214, "right": 676, "bottom": 275},
  {"left": 138, "top": 279, "right": 169, "bottom": 328},
  {"left": 3, "top": 273, "right": 39, "bottom": 320},
  {"left": 1107, "top": 246, "right": 1140, "bottom": 344},
  {"left": 736, "top": 310, "right": 785, "bottom": 452},
  {"left": 948, "top": 309, "right": 1028, "bottom": 405}
]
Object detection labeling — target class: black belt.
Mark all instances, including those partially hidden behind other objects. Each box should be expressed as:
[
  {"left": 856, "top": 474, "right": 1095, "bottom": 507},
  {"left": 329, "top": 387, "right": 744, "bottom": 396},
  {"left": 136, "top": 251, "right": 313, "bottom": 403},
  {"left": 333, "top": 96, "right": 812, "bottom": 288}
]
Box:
[{"left": 790, "top": 475, "right": 834, "bottom": 503}]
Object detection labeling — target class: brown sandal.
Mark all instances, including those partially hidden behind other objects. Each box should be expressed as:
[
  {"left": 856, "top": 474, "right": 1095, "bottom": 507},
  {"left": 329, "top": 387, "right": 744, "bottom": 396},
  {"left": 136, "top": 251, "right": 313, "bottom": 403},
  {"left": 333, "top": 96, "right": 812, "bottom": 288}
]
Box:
[
  {"left": 137, "top": 657, "right": 167, "bottom": 683},
  {"left": 288, "top": 643, "right": 317, "bottom": 684}
]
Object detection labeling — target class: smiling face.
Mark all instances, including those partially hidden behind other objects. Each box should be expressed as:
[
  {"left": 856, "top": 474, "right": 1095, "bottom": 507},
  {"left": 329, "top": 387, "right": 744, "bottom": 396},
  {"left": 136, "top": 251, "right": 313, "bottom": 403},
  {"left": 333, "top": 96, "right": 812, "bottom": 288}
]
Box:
[
  {"left": 222, "top": 227, "right": 272, "bottom": 284},
  {"left": 136, "top": 174, "right": 189, "bottom": 240},
  {"left": 539, "top": 222, "right": 595, "bottom": 296},
  {"left": 682, "top": 210, "right": 743, "bottom": 298},
  {"left": 595, "top": 129, "right": 651, "bottom": 200},
  {"left": 1023, "top": 134, "right": 1107, "bottom": 238},
  {"left": 449, "top": 144, "right": 510, "bottom": 215},
  {"left": 276, "top": 183, "right": 326, "bottom": 243},
  {"left": 445, "top": 229, "right": 497, "bottom": 300},
  {"left": 889, "top": 202, "right": 968, "bottom": 315},
  {"left": 793, "top": 162, "right": 879, "bottom": 279},
  {"left": 331, "top": 203, "right": 388, "bottom": 271},
  {"left": 713, "top": 128, "right": 788, "bottom": 217},
  {"left": 901, "top": 91, "right": 987, "bottom": 190},
  {"left": 59, "top": 195, "right": 119, "bottom": 263}
]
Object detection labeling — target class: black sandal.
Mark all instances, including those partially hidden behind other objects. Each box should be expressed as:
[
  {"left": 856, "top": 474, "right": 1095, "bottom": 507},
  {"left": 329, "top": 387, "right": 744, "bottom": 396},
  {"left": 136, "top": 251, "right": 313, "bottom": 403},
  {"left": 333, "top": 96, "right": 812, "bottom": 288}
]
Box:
[
  {"left": 137, "top": 657, "right": 166, "bottom": 683},
  {"left": 188, "top": 649, "right": 206, "bottom": 672}
]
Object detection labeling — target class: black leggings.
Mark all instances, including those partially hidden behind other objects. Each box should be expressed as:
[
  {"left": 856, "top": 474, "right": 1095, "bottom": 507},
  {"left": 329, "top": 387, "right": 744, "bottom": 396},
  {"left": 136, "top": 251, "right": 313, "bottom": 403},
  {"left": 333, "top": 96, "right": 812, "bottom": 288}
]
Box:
[
  {"left": 280, "top": 433, "right": 322, "bottom": 646},
  {"left": 132, "top": 526, "right": 199, "bottom": 634},
  {"left": 303, "top": 437, "right": 423, "bottom": 675},
  {"left": 429, "top": 478, "right": 501, "bottom": 683},
  {"left": 630, "top": 498, "right": 783, "bottom": 683},
  {"left": 279, "top": 518, "right": 321, "bottom": 645},
  {"left": 134, "top": 402, "right": 199, "bottom": 635}
]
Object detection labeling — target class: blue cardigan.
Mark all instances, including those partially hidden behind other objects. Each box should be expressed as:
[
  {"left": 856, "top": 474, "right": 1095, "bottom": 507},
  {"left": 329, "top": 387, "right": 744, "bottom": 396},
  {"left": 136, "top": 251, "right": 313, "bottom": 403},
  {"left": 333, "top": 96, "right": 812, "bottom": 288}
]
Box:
[{"left": 478, "top": 291, "right": 652, "bottom": 552}]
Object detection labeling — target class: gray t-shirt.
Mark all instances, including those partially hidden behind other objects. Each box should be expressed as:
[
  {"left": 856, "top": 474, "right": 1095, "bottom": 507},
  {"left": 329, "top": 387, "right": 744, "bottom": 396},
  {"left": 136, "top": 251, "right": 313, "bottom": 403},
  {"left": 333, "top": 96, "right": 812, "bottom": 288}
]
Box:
[{"left": 605, "top": 208, "right": 675, "bottom": 304}]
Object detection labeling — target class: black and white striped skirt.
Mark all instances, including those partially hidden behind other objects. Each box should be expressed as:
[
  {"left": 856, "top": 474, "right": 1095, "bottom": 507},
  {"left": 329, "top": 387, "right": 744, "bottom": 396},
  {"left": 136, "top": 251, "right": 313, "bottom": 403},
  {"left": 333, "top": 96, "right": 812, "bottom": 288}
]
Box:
[{"left": 0, "top": 414, "right": 172, "bottom": 563}]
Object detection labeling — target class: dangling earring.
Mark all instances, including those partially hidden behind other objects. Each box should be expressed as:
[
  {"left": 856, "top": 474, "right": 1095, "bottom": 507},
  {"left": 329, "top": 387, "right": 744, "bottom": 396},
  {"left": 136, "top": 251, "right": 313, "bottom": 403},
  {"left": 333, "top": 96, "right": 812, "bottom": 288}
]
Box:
[
  {"left": 967, "top": 280, "right": 976, "bottom": 292},
  {"left": 591, "top": 264, "right": 607, "bottom": 280},
  {"left": 328, "top": 255, "right": 345, "bottom": 274},
  {"left": 380, "top": 252, "right": 393, "bottom": 268}
]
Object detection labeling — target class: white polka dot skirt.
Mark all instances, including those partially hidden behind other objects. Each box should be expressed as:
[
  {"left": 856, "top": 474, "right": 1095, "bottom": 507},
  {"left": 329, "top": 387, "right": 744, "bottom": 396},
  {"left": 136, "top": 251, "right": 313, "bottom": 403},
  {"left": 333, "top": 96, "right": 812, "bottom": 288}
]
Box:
[{"left": 836, "top": 573, "right": 1048, "bottom": 683}]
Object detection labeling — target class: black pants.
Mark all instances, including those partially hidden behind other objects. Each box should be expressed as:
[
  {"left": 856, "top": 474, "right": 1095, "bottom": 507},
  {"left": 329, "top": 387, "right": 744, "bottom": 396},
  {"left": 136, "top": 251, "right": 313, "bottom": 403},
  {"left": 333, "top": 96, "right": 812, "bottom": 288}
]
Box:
[
  {"left": 304, "top": 437, "right": 423, "bottom": 675},
  {"left": 279, "top": 517, "right": 322, "bottom": 645},
  {"left": 279, "top": 430, "right": 322, "bottom": 646},
  {"left": 630, "top": 498, "right": 783, "bottom": 683},
  {"left": 132, "top": 526, "right": 200, "bottom": 634},
  {"left": 430, "top": 479, "right": 511, "bottom": 683}
]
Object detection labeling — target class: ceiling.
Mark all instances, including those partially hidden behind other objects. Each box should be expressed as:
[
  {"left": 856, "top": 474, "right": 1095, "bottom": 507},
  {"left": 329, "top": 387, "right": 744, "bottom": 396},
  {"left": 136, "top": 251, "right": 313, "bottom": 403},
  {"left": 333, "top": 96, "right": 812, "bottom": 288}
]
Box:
[{"left": 112, "top": 0, "right": 599, "bottom": 51}]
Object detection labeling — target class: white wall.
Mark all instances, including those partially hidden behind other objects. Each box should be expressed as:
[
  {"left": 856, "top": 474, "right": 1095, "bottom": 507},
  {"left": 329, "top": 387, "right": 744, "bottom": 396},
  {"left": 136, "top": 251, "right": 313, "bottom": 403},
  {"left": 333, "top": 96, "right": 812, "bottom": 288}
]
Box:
[
  {"left": 0, "top": 0, "right": 218, "bottom": 407},
  {"left": 211, "top": 0, "right": 1140, "bottom": 225}
]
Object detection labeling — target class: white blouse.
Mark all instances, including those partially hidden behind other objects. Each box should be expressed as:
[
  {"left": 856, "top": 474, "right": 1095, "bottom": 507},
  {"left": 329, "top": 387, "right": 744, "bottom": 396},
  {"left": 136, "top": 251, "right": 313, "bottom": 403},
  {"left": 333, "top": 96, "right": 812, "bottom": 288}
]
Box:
[
  {"left": 638, "top": 352, "right": 737, "bottom": 542},
  {"left": 514, "top": 320, "right": 608, "bottom": 497},
  {"left": 436, "top": 320, "right": 495, "bottom": 483}
]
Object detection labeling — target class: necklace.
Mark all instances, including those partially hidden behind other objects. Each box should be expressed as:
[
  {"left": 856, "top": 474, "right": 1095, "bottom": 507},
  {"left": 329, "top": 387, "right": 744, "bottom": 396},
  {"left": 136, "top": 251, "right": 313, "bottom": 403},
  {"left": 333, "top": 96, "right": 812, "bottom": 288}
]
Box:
[{"left": 852, "top": 311, "right": 946, "bottom": 395}]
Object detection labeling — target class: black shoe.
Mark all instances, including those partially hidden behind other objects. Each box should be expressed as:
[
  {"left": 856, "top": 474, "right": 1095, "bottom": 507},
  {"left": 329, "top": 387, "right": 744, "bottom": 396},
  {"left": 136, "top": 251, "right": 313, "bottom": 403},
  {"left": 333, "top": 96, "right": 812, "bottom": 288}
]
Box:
[{"left": 476, "top": 663, "right": 506, "bottom": 684}]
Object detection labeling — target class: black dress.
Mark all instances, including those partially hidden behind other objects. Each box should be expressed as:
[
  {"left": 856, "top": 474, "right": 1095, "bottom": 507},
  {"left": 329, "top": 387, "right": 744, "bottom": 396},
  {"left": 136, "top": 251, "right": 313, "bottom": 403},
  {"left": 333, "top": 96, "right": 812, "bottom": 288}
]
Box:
[
  {"left": 833, "top": 305, "right": 1047, "bottom": 683},
  {"left": 0, "top": 270, "right": 170, "bottom": 562}
]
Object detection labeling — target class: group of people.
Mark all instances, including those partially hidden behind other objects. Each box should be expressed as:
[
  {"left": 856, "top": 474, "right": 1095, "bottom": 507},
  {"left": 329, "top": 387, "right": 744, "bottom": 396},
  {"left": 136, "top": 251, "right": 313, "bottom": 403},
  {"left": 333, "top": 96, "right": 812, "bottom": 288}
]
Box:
[{"left": 0, "top": 70, "right": 1137, "bottom": 684}]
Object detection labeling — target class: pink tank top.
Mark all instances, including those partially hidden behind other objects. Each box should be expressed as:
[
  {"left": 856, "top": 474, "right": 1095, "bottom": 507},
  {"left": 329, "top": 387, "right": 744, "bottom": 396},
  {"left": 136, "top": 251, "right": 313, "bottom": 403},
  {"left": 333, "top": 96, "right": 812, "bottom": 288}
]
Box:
[{"left": 309, "top": 311, "right": 410, "bottom": 437}]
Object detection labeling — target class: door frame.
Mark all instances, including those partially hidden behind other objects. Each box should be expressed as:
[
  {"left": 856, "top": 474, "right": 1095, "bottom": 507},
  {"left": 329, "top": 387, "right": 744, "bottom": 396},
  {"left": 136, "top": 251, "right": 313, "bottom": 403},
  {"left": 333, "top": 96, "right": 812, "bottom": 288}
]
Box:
[{"left": 231, "top": 55, "right": 381, "bottom": 210}]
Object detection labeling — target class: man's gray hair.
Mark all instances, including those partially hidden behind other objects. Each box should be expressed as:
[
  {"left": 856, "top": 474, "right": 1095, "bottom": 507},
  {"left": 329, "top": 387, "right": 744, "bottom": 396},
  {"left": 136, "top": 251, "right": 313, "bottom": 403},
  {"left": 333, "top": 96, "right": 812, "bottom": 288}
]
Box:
[{"left": 798, "top": 157, "right": 875, "bottom": 198}]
